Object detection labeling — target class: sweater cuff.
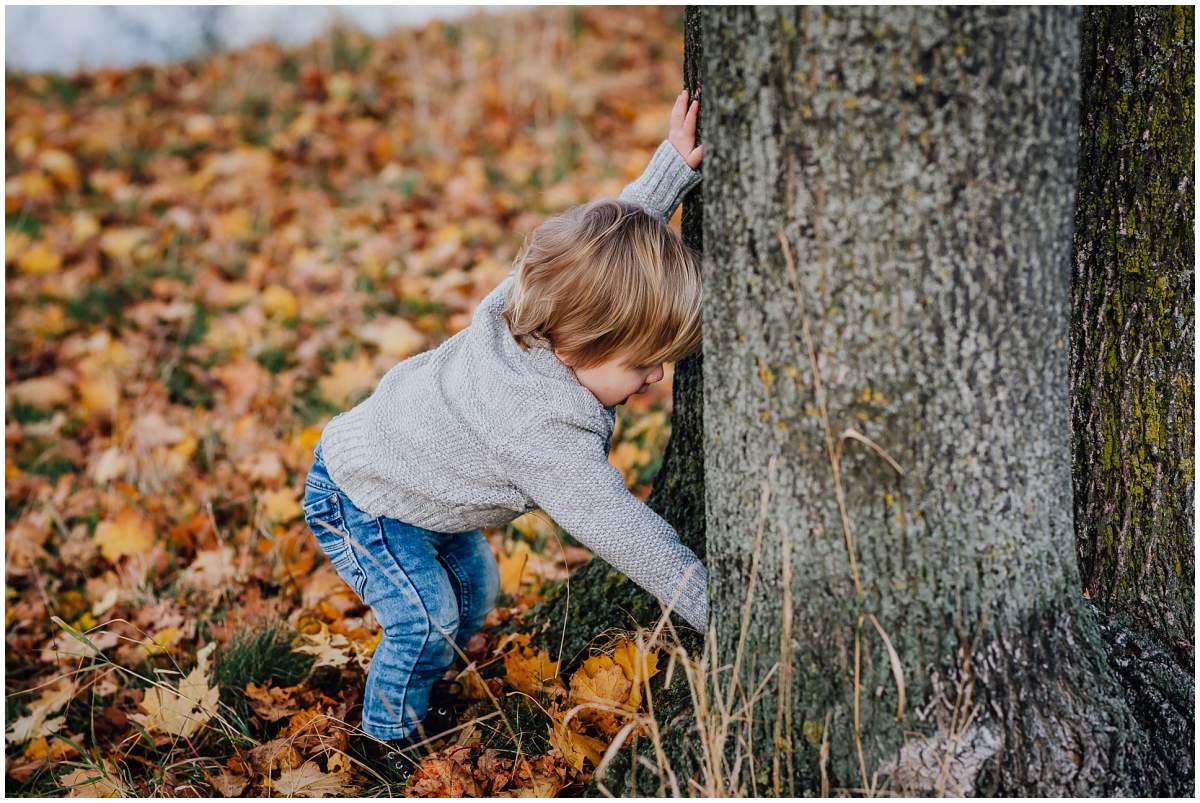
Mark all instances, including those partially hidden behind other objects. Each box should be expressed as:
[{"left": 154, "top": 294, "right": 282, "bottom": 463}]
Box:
[
  {"left": 618, "top": 139, "right": 703, "bottom": 222},
  {"left": 663, "top": 559, "right": 708, "bottom": 632}
]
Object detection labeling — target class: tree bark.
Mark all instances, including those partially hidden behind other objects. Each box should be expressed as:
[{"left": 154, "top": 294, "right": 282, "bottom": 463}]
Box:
[
  {"left": 1071, "top": 5, "right": 1195, "bottom": 670},
  {"left": 701, "top": 6, "right": 1151, "bottom": 796}
]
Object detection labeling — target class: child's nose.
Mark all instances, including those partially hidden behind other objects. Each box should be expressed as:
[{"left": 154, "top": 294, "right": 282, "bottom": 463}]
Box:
[{"left": 648, "top": 365, "right": 664, "bottom": 384}]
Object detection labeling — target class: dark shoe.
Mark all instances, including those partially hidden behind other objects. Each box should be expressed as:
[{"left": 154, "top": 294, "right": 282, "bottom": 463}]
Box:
[
  {"left": 424, "top": 678, "right": 466, "bottom": 738},
  {"left": 348, "top": 732, "right": 423, "bottom": 782}
]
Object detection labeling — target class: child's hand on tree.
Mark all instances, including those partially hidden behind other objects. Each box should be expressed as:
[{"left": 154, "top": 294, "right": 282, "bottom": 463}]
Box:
[{"left": 669, "top": 87, "right": 703, "bottom": 169}]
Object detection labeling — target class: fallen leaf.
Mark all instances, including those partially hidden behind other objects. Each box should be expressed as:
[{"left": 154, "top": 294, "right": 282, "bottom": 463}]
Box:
[
  {"left": 5, "top": 676, "right": 76, "bottom": 744},
  {"left": 16, "top": 242, "right": 62, "bottom": 275},
  {"left": 611, "top": 639, "right": 661, "bottom": 710},
  {"left": 503, "top": 642, "right": 560, "bottom": 695},
  {"left": 405, "top": 747, "right": 481, "bottom": 797},
  {"left": 318, "top": 355, "right": 378, "bottom": 406},
  {"left": 93, "top": 508, "right": 156, "bottom": 564},
  {"left": 546, "top": 705, "right": 607, "bottom": 774},
  {"left": 58, "top": 758, "right": 130, "bottom": 797},
  {"left": 10, "top": 375, "right": 72, "bottom": 407},
  {"left": 498, "top": 539, "right": 531, "bottom": 595},
  {"left": 272, "top": 760, "right": 357, "bottom": 797},
  {"left": 130, "top": 641, "right": 219, "bottom": 738},
  {"left": 260, "top": 488, "right": 302, "bottom": 523},
  {"left": 294, "top": 626, "right": 355, "bottom": 669},
  {"left": 178, "top": 545, "right": 238, "bottom": 592},
  {"left": 358, "top": 316, "right": 426, "bottom": 358},
  {"left": 244, "top": 681, "right": 302, "bottom": 722},
  {"left": 261, "top": 284, "right": 298, "bottom": 319},
  {"left": 207, "top": 769, "right": 249, "bottom": 797}
]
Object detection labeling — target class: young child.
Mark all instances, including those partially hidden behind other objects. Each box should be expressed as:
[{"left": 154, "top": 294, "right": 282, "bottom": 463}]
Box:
[{"left": 303, "top": 89, "right": 706, "bottom": 764}]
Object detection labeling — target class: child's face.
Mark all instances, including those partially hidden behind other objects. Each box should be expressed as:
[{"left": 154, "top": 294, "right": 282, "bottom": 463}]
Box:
[{"left": 555, "top": 348, "right": 665, "bottom": 407}]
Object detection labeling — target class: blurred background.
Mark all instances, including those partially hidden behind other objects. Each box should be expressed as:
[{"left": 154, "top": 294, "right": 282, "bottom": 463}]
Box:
[
  {"left": 5, "top": 4, "right": 690, "bottom": 795},
  {"left": 5, "top": 5, "right": 491, "bottom": 73}
]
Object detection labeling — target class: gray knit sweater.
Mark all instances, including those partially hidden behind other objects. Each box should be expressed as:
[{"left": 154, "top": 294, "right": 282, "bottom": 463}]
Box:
[{"left": 319, "top": 139, "right": 707, "bottom": 630}]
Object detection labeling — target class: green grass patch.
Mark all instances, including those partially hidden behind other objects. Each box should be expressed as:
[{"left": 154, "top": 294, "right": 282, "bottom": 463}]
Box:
[
  {"left": 6, "top": 211, "right": 43, "bottom": 240},
  {"left": 13, "top": 437, "right": 77, "bottom": 482},
  {"left": 212, "top": 623, "right": 316, "bottom": 733},
  {"left": 256, "top": 347, "right": 291, "bottom": 375},
  {"left": 8, "top": 402, "right": 53, "bottom": 424},
  {"left": 165, "top": 360, "right": 216, "bottom": 410}
]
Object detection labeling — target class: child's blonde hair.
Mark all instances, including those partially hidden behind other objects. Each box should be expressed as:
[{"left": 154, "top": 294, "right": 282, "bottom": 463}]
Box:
[{"left": 500, "top": 199, "right": 702, "bottom": 371}]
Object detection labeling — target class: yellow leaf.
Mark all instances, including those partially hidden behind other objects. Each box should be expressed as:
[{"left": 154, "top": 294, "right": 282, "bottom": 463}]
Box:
[
  {"left": 93, "top": 508, "right": 155, "bottom": 564},
  {"left": 260, "top": 489, "right": 302, "bottom": 523},
  {"left": 184, "top": 114, "right": 216, "bottom": 139},
  {"left": 262, "top": 284, "right": 298, "bottom": 319},
  {"left": 457, "top": 667, "right": 492, "bottom": 700},
  {"left": 569, "top": 654, "right": 637, "bottom": 738},
  {"left": 498, "top": 540, "right": 530, "bottom": 595},
  {"left": 141, "top": 626, "right": 181, "bottom": 657},
  {"left": 504, "top": 644, "right": 560, "bottom": 695},
  {"left": 37, "top": 149, "right": 80, "bottom": 188},
  {"left": 213, "top": 357, "right": 266, "bottom": 414},
  {"left": 238, "top": 451, "right": 285, "bottom": 484},
  {"left": 295, "top": 426, "right": 323, "bottom": 451},
  {"left": 611, "top": 639, "right": 661, "bottom": 710},
  {"left": 168, "top": 434, "right": 198, "bottom": 474},
  {"left": 90, "top": 587, "right": 120, "bottom": 617},
  {"left": 99, "top": 227, "right": 149, "bottom": 261},
  {"left": 70, "top": 211, "right": 100, "bottom": 243},
  {"left": 609, "top": 441, "right": 650, "bottom": 481},
  {"left": 571, "top": 655, "right": 632, "bottom": 703},
  {"left": 212, "top": 208, "right": 253, "bottom": 241},
  {"left": 30, "top": 304, "right": 67, "bottom": 337},
  {"left": 78, "top": 374, "right": 119, "bottom": 416},
  {"left": 16, "top": 242, "right": 62, "bottom": 275},
  {"left": 6, "top": 228, "right": 30, "bottom": 262},
  {"left": 318, "top": 355, "right": 378, "bottom": 406},
  {"left": 547, "top": 708, "right": 606, "bottom": 773}
]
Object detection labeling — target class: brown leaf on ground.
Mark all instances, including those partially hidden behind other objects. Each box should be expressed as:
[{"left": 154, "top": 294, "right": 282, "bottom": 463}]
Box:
[
  {"left": 244, "top": 681, "right": 304, "bottom": 722},
  {"left": 246, "top": 736, "right": 304, "bottom": 775},
  {"left": 206, "top": 769, "right": 249, "bottom": 797},
  {"left": 405, "top": 745, "right": 482, "bottom": 797},
  {"left": 271, "top": 760, "right": 358, "bottom": 797}
]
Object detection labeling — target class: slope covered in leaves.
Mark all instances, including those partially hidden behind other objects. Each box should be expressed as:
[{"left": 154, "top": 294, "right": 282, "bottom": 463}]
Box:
[{"left": 5, "top": 5, "right": 688, "bottom": 796}]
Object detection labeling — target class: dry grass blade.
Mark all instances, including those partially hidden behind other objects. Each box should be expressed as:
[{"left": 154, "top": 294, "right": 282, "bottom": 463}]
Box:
[
  {"left": 836, "top": 427, "right": 905, "bottom": 476},
  {"left": 866, "top": 613, "right": 906, "bottom": 722},
  {"left": 723, "top": 454, "right": 777, "bottom": 715}
]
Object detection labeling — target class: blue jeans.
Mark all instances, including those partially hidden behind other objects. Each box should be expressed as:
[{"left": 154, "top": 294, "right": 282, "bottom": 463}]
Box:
[{"left": 303, "top": 443, "right": 500, "bottom": 740}]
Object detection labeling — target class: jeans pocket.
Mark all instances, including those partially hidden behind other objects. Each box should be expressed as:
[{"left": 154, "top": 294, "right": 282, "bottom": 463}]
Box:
[{"left": 303, "top": 487, "right": 368, "bottom": 599}]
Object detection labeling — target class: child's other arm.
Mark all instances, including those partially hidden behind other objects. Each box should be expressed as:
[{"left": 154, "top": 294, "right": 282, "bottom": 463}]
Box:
[
  {"left": 511, "top": 419, "right": 708, "bottom": 631},
  {"left": 618, "top": 89, "right": 705, "bottom": 223}
]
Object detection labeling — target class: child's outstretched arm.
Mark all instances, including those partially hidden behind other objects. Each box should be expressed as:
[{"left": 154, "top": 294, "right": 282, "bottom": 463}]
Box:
[
  {"left": 618, "top": 88, "right": 704, "bottom": 223},
  {"left": 510, "top": 414, "right": 708, "bottom": 632}
]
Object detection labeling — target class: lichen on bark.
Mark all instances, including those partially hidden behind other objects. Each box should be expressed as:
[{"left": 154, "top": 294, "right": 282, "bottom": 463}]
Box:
[{"left": 1070, "top": 4, "right": 1195, "bottom": 672}]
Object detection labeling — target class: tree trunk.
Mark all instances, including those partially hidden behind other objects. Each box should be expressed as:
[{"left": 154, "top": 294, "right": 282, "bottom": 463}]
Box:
[
  {"left": 1071, "top": 5, "right": 1195, "bottom": 669},
  {"left": 701, "top": 6, "right": 1151, "bottom": 796},
  {"left": 1067, "top": 8, "right": 1197, "bottom": 795}
]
